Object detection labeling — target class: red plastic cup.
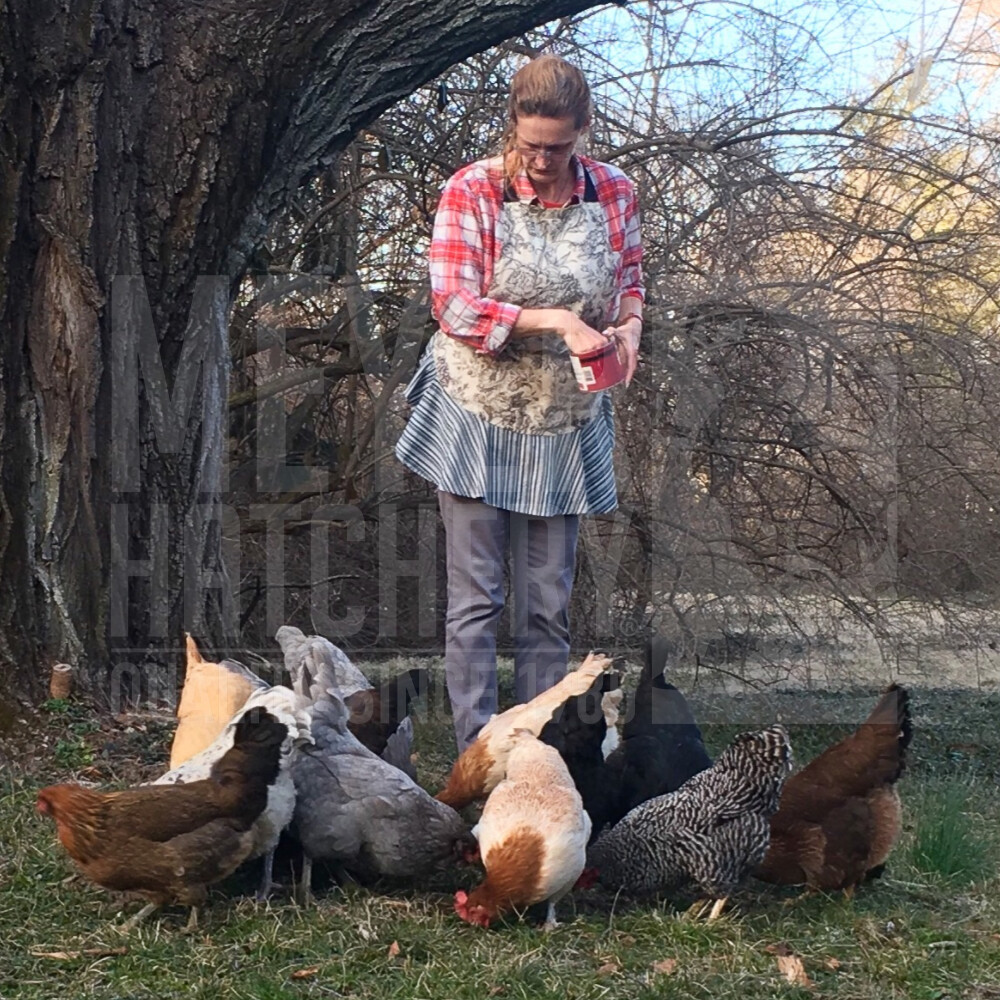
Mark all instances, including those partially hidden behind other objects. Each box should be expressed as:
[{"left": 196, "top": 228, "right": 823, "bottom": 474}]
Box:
[{"left": 570, "top": 340, "right": 626, "bottom": 392}]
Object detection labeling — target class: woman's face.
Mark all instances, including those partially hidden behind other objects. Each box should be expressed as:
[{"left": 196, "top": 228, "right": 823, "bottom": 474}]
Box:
[{"left": 513, "top": 115, "right": 584, "bottom": 184}]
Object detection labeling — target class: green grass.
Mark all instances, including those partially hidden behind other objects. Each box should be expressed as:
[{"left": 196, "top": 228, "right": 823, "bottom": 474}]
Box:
[
  {"left": 907, "top": 780, "right": 996, "bottom": 885},
  {"left": 4, "top": 675, "right": 1000, "bottom": 999}
]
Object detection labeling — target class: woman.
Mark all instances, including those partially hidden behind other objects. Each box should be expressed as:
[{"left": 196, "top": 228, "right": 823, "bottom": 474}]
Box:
[{"left": 396, "top": 54, "right": 644, "bottom": 750}]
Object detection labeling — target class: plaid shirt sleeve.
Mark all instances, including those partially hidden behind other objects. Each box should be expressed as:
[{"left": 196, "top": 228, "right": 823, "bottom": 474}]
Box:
[
  {"left": 620, "top": 179, "right": 645, "bottom": 306},
  {"left": 429, "top": 163, "right": 520, "bottom": 356}
]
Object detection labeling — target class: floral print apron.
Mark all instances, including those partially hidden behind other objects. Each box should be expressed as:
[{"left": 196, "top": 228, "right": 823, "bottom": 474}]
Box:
[{"left": 433, "top": 168, "right": 620, "bottom": 436}]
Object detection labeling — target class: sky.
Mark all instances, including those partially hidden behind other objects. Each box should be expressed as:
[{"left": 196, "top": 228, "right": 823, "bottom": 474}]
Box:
[{"left": 577, "top": 1, "right": 996, "bottom": 128}]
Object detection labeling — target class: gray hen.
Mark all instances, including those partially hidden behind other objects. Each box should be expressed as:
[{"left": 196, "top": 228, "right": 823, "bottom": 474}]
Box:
[
  {"left": 275, "top": 625, "right": 370, "bottom": 701},
  {"left": 291, "top": 694, "right": 472, "bottom": 899},
  {"left": 587, "top": 725, "right": 792, "bottom": 920}
]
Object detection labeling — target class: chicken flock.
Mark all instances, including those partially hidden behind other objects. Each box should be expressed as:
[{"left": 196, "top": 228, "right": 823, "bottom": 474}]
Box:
[{"left": 36, "top": 630, "right": 913, "bottom": 932}]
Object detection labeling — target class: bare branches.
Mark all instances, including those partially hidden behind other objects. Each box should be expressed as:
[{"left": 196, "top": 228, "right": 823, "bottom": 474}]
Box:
[{"left": 222, "top": 2, "right": 1000, "bottom": 673}]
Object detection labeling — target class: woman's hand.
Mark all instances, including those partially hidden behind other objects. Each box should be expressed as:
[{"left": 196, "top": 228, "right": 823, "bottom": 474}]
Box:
[
  {"left": 602, "top": 316, "right": 641, "bottom": 385},
  {"left": 555, "top": 311, "right": 611, "bottom": 356}
]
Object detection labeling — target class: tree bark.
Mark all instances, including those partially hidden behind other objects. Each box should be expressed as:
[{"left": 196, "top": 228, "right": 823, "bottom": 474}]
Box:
[{"left": 0, "top": 0, "right": 599, "bottom": 701}]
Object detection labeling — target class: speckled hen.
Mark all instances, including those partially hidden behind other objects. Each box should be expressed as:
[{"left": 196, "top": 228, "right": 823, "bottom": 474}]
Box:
[{"left": 587, "top": 725, "right": 792, "bottom": 920}]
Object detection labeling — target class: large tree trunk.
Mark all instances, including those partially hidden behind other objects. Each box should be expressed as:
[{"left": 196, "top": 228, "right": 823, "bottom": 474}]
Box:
[{"left": 0, "top": 0, "right": 598, "bottom": 702}]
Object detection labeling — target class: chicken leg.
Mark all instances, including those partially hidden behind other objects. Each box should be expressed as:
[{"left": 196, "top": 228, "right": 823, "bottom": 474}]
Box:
[
  {"left": 294, "top": 854, "right": 314, "bottom": 908},
  {"left": 118, "top": 902, "right": 159, "bottom": 933},
  {"left": 256, "top": 847, "right": 277, "bottom": 901}
]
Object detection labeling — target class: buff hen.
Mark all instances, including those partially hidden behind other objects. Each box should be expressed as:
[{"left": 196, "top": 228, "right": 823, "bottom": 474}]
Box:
[
  {"left": 436, "top": 652, "right": 615, "bottom": 810},
  {"left": 169, "top": 634, "right": 267, "bottom": 768},
  {"left": 455, "top": 731, "right": 590, "bottom": 929}
]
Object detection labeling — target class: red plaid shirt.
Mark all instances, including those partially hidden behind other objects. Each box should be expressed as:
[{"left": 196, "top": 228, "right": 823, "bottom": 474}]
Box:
[{"left": 429, "top": 155, "right": 644, "bottom": 356}]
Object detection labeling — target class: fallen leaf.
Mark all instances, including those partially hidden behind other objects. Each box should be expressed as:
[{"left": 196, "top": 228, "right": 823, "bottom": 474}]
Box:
[
  {"left": 31, "top": 947, "right": 128, "bottom": 961},
  {"left": 776, "top": 954, "right": 814, "bottom": 988},
  {"left": 651, "top": 958, "right": 678, "bottom": 975},
  {"left": 387, "top": 940, "right": 401, "bottom": 959},
  {"left": 291, "top": 967, "right": 319, "bottom": 980},
  {"left": 597, "top": 960, "right": 621, "bottom": 975},
  {"left": 825, "top": 957, "right": 841, "bottom": 970},
  {"left": 764, "top": 941, "right": 793, "bottom": 956}
]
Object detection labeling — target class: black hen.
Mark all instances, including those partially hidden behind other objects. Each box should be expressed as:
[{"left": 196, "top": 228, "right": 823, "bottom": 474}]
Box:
[
  {"left": 538, "top": 670, "right": 621, "bottom": 840},
  {"left": 603, "top": 635, "right": 713, "bottom": 827},
  {"left": 345, "top": 667, "right": 429, "bottom": 759}
]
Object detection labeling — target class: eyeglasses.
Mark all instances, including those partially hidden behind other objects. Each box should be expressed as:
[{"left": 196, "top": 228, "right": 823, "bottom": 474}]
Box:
[{"left": 513, "top": 139, "right": 578, "bottom": 161}]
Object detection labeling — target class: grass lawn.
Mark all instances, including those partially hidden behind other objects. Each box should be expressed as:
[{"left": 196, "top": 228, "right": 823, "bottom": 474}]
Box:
[{"left": 3, "top": 662, "right": 1000, "bottom": 999}]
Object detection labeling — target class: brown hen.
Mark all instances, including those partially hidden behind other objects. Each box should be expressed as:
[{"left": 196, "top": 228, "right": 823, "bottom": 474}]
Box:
[
  {"left": 754, "top": 684, "right": 912, "bottom": 892},
  {"left": 37, "top": 708, "right": 287, "bottom": 930}
]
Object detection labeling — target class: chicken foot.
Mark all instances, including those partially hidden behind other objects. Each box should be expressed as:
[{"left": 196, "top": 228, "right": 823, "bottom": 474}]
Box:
[
  {"left": 294, "top": 854, "right": 355, "bottom": 907},
  {"left": 685, "top": 897, "right": 728, "bottom": 921}
]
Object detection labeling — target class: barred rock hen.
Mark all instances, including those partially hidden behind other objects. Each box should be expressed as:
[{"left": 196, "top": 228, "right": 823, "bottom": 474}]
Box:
[
  {"left": 588, "top": 725, "right": 792, "bottom": 920},
  {"left": 455, "top": 732, "right": 590, "bottom": 930},
  {"left": 38, "top": 708, "right": 287, "bottom": 931},
  {"left": 755, "top": 684, "right": 912, "bottom": 892},
  {"left": 436, "top": 652, "right": 614, "bottom": 810}
]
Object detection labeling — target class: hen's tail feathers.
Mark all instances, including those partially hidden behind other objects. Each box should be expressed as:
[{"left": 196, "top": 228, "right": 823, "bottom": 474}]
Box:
[
  {"left": 643, "top": 634, "right": 674, "bottom": 685},
  {"left": 540, "top": 670, "right": 620, "bottom": 754},
  {"left": 219, "top": 658, "right": 270, "bottom": 690},
  {"left": 310, "top": 692, "right": 354, "bottom": 743},
  {"left": 186, "top": 633, "right": 270, "bottom": 690},
  {"left": 381, "top": 715, "right": 417, "bottom": 778},
  {"left": 377, "top": 667, "right": 430, "bottom": 725},
  {"left": 725, "top": 724, "right": 793, "bottom": 771},
  {"left": 218, "top": 708, "right": 289, "bottom": 787},
  {"left": 629, "top": 637, "right": 702, "bottom": 733},
  {"left": 232, "top": 707, "right": 288, "bottom": 751},
  {"left": 276, "top": 626, "right": 371, "bottom": 703},
  {"left": 863, "top": 683, "right": 912, "bottom": 782}
]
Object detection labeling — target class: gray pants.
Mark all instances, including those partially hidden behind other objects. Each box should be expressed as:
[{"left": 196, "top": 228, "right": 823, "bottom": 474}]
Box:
[{"left": 438, "top": 491, "right": 579, "bottom": 750}]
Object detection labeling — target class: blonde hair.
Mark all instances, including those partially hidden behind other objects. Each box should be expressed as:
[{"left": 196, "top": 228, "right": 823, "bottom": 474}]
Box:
[{"left": 502, "top": 55, "right": 592, "bottom": 182}]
